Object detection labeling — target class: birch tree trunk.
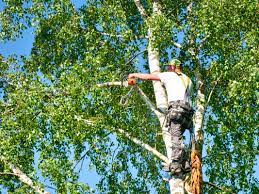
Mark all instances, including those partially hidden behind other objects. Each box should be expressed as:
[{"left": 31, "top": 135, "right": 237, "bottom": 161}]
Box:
[
  {"left": 134, "top": 0, "right": 206, "bottom": 193},
  {"left": 148, "top": 37, "right": 188, "bottom": 194},
  {"left": 148, "top": 1, "right": 189, "bottom": 194},
  {"left": 191, "top": 70, "right": 205, "bottom": 194}
]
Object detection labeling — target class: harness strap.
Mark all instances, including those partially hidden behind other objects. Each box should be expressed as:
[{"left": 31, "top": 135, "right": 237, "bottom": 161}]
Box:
[
  {"left": 176, "top": 73, "right": 191, "bottom": 100},
  {"left": 177, "top": 73, "right": 190, "bottom": 90}
]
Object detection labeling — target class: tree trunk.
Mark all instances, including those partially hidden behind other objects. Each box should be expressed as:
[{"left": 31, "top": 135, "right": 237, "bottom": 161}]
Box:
[
  {"left": 147, "top": 1, "right": 190, "bottom": 193},
  {"left": 148, "top": 25, "right": 188, "bottom": 194},
  {"left": 134, "top": 0, "right": 206, "bottom": 192},
  {"left": 191, "top": 70, "right": 205, "bottom": 194}
]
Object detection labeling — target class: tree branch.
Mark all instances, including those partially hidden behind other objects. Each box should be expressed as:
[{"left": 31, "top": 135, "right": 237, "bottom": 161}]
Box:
[
  {"left": 0, "top": 172, "right": 16, "bottom": 176},
  {"left": 204, "top": 181, "right": 236, "bottom": 194},
  {"left": 173, "top": 42, "right": 183, "bottom": 48},
  {"left": 73, "top": 116, "right": 169, "bottom": 164},
  {"left": 125, "top": 49, "right": 147, "bottom": 66},
  {"left": 135, "top": 85, "right": 164, "bottom": 118},
  {"left": 73, "top": 150, "right": 88, "bottom": 172},
  {"left": 96, "top": 81, "right": 128, "bottom": 87},
  {"left": 205, "top": 74, "right": 222, "bottom": 109},
  {"left": 117, "top": 128, "right": 169, "bottom": 164},
  {"left": 134, "top": 0, "right": 148, "bottom": 19},
  {"left": 0, "top": 157, "right": 49, "bottom": 194},
  {"left": 45, "top": 185, "right": 56, "bottom": 191}
]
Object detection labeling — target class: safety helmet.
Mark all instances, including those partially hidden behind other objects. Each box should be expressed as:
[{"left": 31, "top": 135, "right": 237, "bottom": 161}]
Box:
[{"left": 169, "top": 59, "right": 181, "bottom": 67}]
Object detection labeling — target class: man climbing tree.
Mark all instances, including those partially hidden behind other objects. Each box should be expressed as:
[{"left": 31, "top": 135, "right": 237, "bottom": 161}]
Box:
[{"left": 128, "top": 59, "right": 194, "bottom": 176}]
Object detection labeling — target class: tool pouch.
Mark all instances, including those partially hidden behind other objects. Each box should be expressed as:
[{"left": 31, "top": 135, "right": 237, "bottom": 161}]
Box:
[{"left": 167, "top": 101, "right": 194, "bottom": 131}]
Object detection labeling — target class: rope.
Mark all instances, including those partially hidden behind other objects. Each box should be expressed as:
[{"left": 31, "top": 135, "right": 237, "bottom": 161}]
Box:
[
  {"left": 191, "top": 149, "right": 202, "bottom": 194},
  {"left": 119, "top": 86, "right": 135, "bottom": 106}
]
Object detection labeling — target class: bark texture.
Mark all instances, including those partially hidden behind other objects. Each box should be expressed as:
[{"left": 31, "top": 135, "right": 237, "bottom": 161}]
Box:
[
  {"left": 191, "top": 71, "right": 205, "bottom": 194},
  {"left": 0, "top": 157, "right": 49, "bottom": 194}
]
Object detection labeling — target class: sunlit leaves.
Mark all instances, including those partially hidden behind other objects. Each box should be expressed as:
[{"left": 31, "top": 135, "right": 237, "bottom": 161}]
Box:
[{"left": 0, "top": 0, "right": 258, "bottom": 193}]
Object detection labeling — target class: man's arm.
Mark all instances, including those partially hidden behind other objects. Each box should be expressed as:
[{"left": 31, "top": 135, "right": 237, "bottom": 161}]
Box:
[{"left": 128, "top": 73, "right": 161, "bottom": 81}]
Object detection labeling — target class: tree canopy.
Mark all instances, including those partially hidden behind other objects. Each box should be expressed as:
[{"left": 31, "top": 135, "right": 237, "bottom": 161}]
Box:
[{"left": 0, "top": 0, "right": 258, "bottom": 193}]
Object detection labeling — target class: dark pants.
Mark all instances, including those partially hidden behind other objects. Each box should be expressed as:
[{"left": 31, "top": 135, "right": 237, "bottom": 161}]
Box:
[
  {"left": 167, "top": 100, "right": 193, "bottom": 164},
  {"left": 170, "top": 121, "right": 184, "bottom": 162}
]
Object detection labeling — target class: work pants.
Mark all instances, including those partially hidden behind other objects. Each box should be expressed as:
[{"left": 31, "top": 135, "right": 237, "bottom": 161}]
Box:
[{"left": 167, "top": 100, "right": 193, "bottom": 164}]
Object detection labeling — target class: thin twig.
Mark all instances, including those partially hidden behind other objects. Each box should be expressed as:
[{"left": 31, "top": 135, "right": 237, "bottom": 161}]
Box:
[
  {"left": 111, "top": 144, "right": 120, "bottom": 171},
  {"left": 205, "top": 74, "right": 222, "bottom": 108},
  {"left": 204, "top": 181, "right": 236, "bottom": 194},
  {"left": 45, "top": 185, "right": 56, "bottom": 191},
  {"left": 79, "top": 154, "right": 87, "bottom": 174},
  {"left": 125, "top": 49, "right": 147, "bottom": 66},
  {"left": 73, "top": 151, "right": 88, "bottom": 170}
]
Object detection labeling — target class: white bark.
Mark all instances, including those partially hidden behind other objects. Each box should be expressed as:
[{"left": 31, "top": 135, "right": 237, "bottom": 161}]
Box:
[
  {"left": 148, "top": 38, "right": 168, "bottom": 114},
  {"left": 117, "top": 129, "right": 169, "bottom": 164},
  {"left": 132, "top": 1, "right": 205, "bottom": 193},
  {"left": 96, "top": 81, "right": 128, "bottom": 87},
  {"left": 194, "top": 71, "right": 205, "bottom": 143},
  {"left": 0, "top": 157, "right": 49, "bottom": 194},
  {"left": 133, "top": 0, "right": 148, "bottom": 19},
  {"left": 135, "top": 86, "right": 163, "bottom": 118},
  {"left": 148, "top": 1, "right": 189, "bottom": 193},
  {"left": 169, "top": 178, "right": 185, "bottom": 193}
]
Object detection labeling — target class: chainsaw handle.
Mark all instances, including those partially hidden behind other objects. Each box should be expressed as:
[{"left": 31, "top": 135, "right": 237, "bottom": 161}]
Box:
[{"left": 128, "top": 78, "right": 136, "bottom": 86}]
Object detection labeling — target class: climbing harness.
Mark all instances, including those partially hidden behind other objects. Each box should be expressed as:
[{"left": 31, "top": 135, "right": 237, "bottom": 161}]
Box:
[
  {"left": 176, "top": 72, "right": 191, "bottom": 101},
  {"left": 163, "top": 73, "right": 194, "bottom": 174}
]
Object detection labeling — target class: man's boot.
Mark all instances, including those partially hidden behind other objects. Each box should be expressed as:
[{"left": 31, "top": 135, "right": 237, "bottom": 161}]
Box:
[
  {"left": 183, "top": 160, "right": 191, "bottom": 173},
  {"left": 162, "top": 161, "right": 182, "bottom": 175}
]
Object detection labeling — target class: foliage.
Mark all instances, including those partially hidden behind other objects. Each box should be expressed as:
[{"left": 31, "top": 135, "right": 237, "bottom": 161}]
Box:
[{"left": 0, "top": 0, "right": 258, "bottom": 193}]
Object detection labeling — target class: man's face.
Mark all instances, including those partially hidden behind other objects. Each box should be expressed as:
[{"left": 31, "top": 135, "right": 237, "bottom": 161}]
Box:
[{"left": 167, "top": 65, "right": 175, "bottom": 72}]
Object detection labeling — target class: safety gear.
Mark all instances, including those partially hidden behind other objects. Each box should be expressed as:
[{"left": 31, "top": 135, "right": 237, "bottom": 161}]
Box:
[
  {"left": 166, "top": 100, "right": 194, "bottom": 130},
  {"left": 169, "top": 59, "right": 181, "bottom": 66},
  {"left": 162, "top": 162, "right": 182, "bottom": 175}
]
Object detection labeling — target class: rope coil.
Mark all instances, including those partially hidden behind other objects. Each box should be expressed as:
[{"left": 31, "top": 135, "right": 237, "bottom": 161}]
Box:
[
  {"left": 191, "top": 150, "right": 202, "bottom": 194},
  {"left": 119, "top": 86, "right": 135, "bottom": 106}
]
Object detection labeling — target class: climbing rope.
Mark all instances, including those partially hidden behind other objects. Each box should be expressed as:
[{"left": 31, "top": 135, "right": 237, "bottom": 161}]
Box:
[
  {"left": 119, "top": 86, "right": 135, "bottom": 106},
  {"left": 191, "top": 149, "right": 202, "bottom": 194}
]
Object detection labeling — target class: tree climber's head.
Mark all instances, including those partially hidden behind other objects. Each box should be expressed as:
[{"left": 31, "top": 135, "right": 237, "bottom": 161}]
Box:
[{"left": 167, "top": 59, "right": 182, "bottom": 72}]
